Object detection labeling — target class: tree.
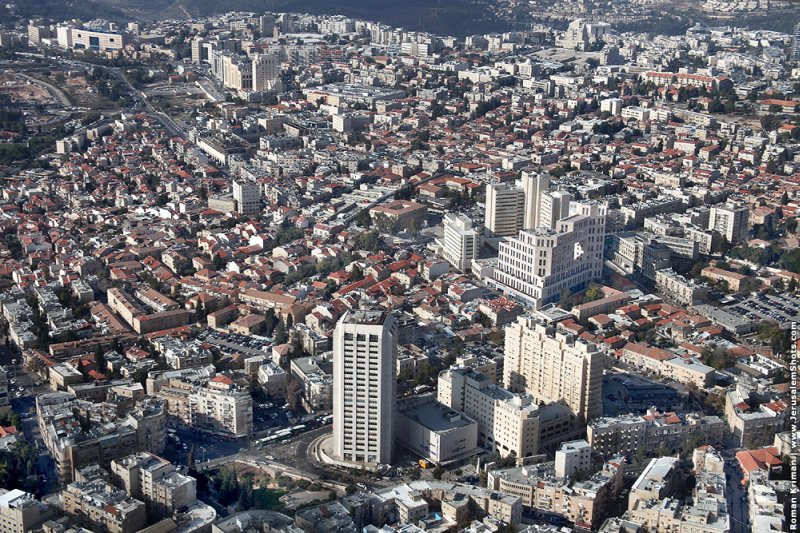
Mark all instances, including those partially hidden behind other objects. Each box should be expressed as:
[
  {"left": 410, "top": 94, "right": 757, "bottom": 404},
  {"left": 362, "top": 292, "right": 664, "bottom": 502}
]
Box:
[
  {"left": 273, "top": 320, "right": 288, "bottom": 345},
  {"left": 354, "top": 209, "right": 371, "bottom": 228},
  {"left": 432, "top": 465, "right": 445, "bottom": 480},
  {"left": 559, "top": 289, "right": 575, "bottom": 308},
  {"left": 584, "top": 286, "right": 604, "bottom": 302},
  {"left": 94, "top": 346, "right": 107, "bottom": 372},
  {"left": 350, "top": 265, "right": 364, "bottom": 282},
  {"left": 285, "top": 377, "right": 303, "bottom": 412}
]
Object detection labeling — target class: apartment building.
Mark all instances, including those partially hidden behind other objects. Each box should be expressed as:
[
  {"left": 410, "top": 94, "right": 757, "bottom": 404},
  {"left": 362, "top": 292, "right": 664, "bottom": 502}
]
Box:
[
  {"left": 624, "top": 452, "right": 729, "bottom": 532},
  {"left": 369, "top": 200, "right": 427, "bottom": 230},
  {"left": 655, "top": 268, "right": 708, "bottom": 305},
  {"left": 488, "top": 450, "right": 624, "bottom": 529},
  {"left": 332, "top": 309, "right": 397, "bottom": 468},
  {"left": 107, "top": 288, "right": 190, "bottom": 334},
  {"left": 370, "top": 480, "right": 523, "bottom": 528},
  {"left": 0, "top": 489, "right": 54, "bottom": 533},
  {"left": 290, "top": 356, "right": 333, "bottom": 412},
  {"left": 504, "top": 317, "right": 604, "bottom": 421},
  {"left": 154, "top": 376, "right": 253, "bottom": 437},
  {"left": 628, "top": 457, "right": 681, "bottom": 511},
  {"left": 233, "top": 179, "right": 261, "bottom": 216},
  {"left": 440, "top": 213, "right": 481, "bottom": 272},
  {"left": 701, "top": 266, "right": 749, "bottom": 292},
  {"left": 708, "top": 204, "right": 748, "bottom": 244},
  {"left": 587, "top": 408, "right": 725, "bottom": 458},
  {"left": 111, "top": 452, "right": 197, "bottom": 516},
  {"left": 725, "top": 383, "right": 787, "bottom": 447},
  {"left": 62, "top": 480, "right": 146, "bottom": 533},
  {"left": 37, "top": 392, "right": 167, "bottom": 483},
  {"left": 493, "top": 203, "right": 606, "bottom": 309},
  {"left": 538, "top": 191, "right": 572, "bottom": 230}
]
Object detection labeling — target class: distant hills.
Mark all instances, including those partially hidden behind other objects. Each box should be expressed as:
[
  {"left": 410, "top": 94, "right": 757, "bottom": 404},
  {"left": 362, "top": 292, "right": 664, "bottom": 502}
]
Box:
[{"left": 5, "top": 0, "right": 510, "bottom": 37}]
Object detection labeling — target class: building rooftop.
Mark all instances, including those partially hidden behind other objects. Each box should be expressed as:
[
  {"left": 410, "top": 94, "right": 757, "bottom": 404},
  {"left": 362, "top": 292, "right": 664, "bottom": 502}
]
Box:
[
  {"left": 399, "top": 400, "right": 476, "bottom": 433},
  {"left": 345, "top": 309, "right": 389, "bottom": 326}
]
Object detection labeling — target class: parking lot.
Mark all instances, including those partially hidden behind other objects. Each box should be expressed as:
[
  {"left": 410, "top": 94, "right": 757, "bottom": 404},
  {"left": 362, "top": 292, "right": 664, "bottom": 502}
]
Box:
[
  {"left": 196, "top": 328, "right": 273, "bottom": 356},
  {"left": 722, "top": 291, "right": 800, "bottom": 326}
]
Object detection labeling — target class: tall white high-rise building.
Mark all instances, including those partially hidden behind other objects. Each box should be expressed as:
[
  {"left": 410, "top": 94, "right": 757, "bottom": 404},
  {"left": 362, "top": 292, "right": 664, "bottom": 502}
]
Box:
[
  {"left": 333, "top": 309, "right": 397, "bottom": 467},
  {"left": 493, "top": 202, "right": 606, "bottom": 308},
  {"left": 233, "top": 180, "right": 261, "bottom": 215},
  {"left": 708, "top": 204, "right": 748, "bottom": 244},
  {"left": 521, "top": 171, "right": 549, "bottom": 230},
  {"left": 485, "top": 182, "right": 525, "bottom": 238},
  {"left": 539, "top": 191, "right": 572, "bottom": 230},
  {"left": 441, "top": 213, "right": 481, "bottom": 272}
]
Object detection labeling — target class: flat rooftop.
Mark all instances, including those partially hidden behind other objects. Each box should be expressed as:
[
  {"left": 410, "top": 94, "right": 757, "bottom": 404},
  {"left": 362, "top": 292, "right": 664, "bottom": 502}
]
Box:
[
  {"left": 345, "top": 309, "right": 388, "bottom": 325},
  {"left": 400, "top": 400, "right": 476, "bottom": 432}
]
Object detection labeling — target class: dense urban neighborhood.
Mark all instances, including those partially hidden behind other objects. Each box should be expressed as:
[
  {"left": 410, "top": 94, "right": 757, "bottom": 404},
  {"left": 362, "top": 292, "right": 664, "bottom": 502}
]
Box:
[{"left": 0, "top": 4, "right": 797, "bottom": 533}]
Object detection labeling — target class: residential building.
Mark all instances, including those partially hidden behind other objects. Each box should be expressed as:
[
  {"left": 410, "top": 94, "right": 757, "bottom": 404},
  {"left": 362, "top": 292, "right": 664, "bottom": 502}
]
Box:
[
  {"left": 290, "top": 356, "right": 333, "bottom": 412},
  {"left": 154, "top": 376, "right": 253, "bottom": 437},
  {"left": 37, "top": 392, "right": 167, "bottom": 483},
  {"left": 487, "top": 451, "right": 624, "bottom": 529},
  {"left": 538, "top": 191, "right": 572, "bottom": 230},
  {"left": 587, "top": 408, "right": 725, "bottom": 458},
  {"left": 504, "top": 316, "right": 604, "bottom": 421},
  {"left": 724, "top": 382, "right": 787, "bottom": 447},
  {"left": 233, "top": 179, "right": 261, "bottom": 216},
  {"left": 437, "top": 367, "right": 580, "bottom": 460},
  {"left": 370, "top": 200, "right": 427, "bottom": 231},
  {"left": 370, "top": 480, "right": 523, "bottom": 528},
  {"left": 655, "top": 269, "right": 708, "bottom": 305},
  {"left": 0, "top": 489, "right": 54, "bottom": 533},
  {"left": 708, "top": 204, "right": 748, "bottom": 244},
  {"left": 554, "top": 439, "right": 592, "bottom": 479},
  {"left": 110, "top": 452, "right": 197, "bottom": 516},
  {"left": 332, "top": 309, "right": 397, "bottom": 468},
  {"left": 628, "top": 457, "right": 681, "bottom": 511},
  {"left": 61, "top": 479, "right": 146, "bottom": 533}
]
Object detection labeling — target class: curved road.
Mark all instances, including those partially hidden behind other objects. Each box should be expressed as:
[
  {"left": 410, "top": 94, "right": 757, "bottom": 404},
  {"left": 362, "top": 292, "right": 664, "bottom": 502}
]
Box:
[{"left": 13, "top": 72, "right": 72, "bottom": 107}]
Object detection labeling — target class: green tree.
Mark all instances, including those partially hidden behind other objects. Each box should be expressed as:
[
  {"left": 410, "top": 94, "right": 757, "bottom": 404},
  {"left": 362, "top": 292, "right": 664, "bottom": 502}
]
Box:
[
  {"left": 273, "top": 320, "right": 288, "bottom": 345},
  {"left": 584, "top": 286, "right": 604, "bottom": 302}
]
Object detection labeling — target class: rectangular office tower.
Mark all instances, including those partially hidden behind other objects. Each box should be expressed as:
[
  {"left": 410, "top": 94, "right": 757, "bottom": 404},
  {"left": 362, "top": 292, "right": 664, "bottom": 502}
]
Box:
[{"left": 332, "top": 309, "right": 397, "bottom": 467}]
